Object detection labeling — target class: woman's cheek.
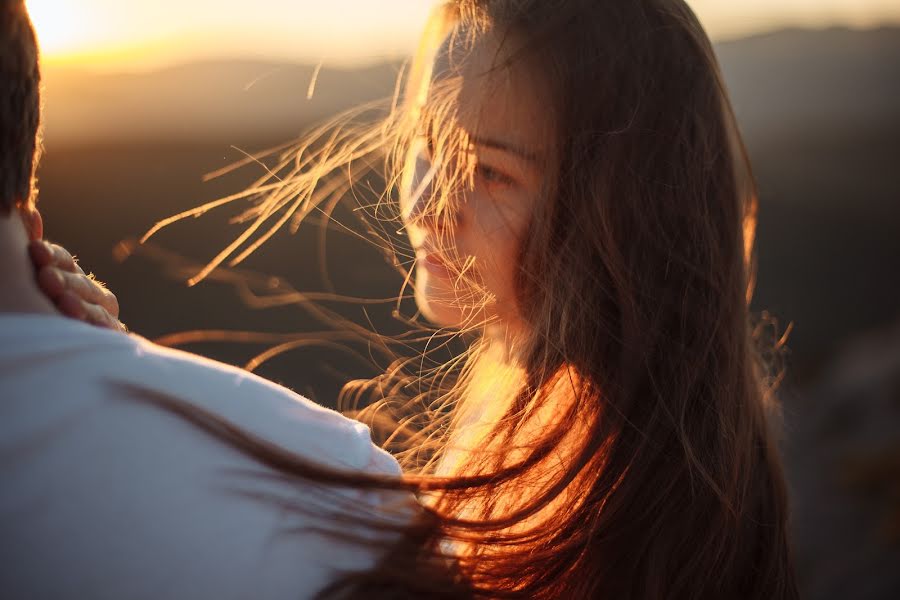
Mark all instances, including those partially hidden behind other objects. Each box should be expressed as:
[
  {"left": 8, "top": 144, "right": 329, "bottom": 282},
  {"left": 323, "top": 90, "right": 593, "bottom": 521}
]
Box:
[
  {"left": 487, "top": 197, "right": 536, "bottom": 318},
  {"left": 471, "top": 221, "right": 522, "bottom": 309}
]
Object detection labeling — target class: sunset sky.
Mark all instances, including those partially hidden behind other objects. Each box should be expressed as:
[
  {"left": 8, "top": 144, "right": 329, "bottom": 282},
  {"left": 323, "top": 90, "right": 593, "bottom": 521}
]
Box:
[{"left": 26, "top": 0, "right": 900, "bottom": 71}]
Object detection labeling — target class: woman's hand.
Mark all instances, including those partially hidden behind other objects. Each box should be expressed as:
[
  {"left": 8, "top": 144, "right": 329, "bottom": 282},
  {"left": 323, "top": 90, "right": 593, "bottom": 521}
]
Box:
[{"left": 29, "top": 240, "right": 127, "bottom": 332}]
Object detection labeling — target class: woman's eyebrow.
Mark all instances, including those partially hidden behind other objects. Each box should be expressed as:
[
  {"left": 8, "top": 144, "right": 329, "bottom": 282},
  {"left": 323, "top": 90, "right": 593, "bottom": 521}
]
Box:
[{"left": 469, "top": 134, "right": 540, "bottom": 163}]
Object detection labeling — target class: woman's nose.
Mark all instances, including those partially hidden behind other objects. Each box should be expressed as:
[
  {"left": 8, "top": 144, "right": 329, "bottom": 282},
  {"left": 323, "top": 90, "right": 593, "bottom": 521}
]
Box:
[
  {"left": 403, "top": 162, "right": 434, "bottom": 224},
  {"left": 405, "top": 161, "right": 462, "bottom": 233}
]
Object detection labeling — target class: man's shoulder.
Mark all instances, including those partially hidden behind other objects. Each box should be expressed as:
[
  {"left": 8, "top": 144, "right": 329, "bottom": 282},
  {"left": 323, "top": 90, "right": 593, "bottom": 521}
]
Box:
[
  {"left": 119, "top": 334, "right": 381, "bottom": 470},
  {"left": 0, "top": 318, "right": 405, "bottom": 599},
  {"left": 0, "top": 314, "right": 387, "bottom": 473}
]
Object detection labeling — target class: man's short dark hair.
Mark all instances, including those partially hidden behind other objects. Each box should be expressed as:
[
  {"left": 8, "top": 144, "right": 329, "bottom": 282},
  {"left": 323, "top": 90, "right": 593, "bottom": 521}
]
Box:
[{"left": 0, "top": 0, "right": 41, "bottom": 215}]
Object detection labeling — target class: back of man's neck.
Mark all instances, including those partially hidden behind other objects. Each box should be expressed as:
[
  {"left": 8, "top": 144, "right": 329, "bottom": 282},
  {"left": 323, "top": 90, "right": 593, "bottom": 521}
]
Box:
[{"left": 0, "top": 214, "right": 59, "bottom": 317}]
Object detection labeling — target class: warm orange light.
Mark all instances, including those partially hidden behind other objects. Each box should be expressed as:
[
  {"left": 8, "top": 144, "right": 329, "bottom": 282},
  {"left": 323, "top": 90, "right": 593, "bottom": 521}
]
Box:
[
  {"left": 21, "top": 0, "right": 900, "bottom": 73},
  {"left": 25, "top": 0, "right": 94, "bottom": 58},
  {"left": 24, "top": 1, "right": 158, "bottom": 71}
]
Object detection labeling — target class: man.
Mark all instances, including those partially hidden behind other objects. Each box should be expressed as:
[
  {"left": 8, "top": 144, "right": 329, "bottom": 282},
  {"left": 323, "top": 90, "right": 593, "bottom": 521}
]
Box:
[{"left": 0, "top": 3, "right": 406, "bottom": 597}]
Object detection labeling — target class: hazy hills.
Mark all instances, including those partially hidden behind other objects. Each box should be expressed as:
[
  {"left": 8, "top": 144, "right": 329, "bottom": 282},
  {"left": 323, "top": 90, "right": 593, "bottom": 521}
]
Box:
[
  {"left": 41, "top": 26, "right": 900, "bottom": 145},
  {"left": 42, "top": 60, "right": 403, "bottom": 144},
  {"left": 717, "top": 26, "right": 900, "bottom": 139}
]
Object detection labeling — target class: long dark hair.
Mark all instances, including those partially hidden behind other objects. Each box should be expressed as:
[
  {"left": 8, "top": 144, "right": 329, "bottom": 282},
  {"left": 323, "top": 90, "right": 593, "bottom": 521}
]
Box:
[{"left": 142, "top": 1, "right": 798, "bottom": 598}]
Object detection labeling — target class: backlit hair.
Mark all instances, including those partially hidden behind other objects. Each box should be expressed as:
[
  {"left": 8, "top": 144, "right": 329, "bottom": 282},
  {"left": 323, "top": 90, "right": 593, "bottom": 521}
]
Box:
[{"left": 144, "top": 1, "right": 798, "bottom": 597}]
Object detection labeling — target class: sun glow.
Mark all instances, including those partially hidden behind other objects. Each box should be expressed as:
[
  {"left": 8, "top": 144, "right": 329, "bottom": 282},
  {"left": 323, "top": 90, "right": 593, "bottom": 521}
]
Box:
[
  {"left": 21, "top": 0, "right": 900, "bottom": 73},
  {"left": 24, "top": 0, "right": 182, "bottom": 71},
  {"left": 26, "top": 0, "right": 97, "bottom": 58}
]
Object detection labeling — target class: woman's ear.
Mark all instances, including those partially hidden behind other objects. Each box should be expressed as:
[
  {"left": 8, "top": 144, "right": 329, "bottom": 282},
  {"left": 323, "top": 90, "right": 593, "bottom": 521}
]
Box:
[{"left": 21, "top": 205, "right": 43, "bottom": 241}]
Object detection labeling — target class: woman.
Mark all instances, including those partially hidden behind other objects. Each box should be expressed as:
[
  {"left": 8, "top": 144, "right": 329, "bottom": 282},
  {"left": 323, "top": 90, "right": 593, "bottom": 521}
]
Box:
[{"left": 37, "top": 0, "right": 799, "bottom": 597}]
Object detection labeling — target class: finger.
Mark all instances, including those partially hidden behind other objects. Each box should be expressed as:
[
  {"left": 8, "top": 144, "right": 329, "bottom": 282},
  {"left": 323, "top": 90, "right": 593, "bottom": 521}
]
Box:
[
  {"left": 45, "top": 242, "right": 81, "bottom": 274},
  {"left": 38, "top": 266, "right": 114, "bottom": 313},
  {"left": 83, "top": 273, "right": 119, "bottom": 318},
  {"left": 58, "top": 292, "right": 118, "bottom": 331},
  {"left": 56, "top": 268, "right": 119, "bottom": 316},
  {"left": 28, "top": 239, "right": 54, "bottom": 269},
  {"left": 57, "top": 290, "right": 87, "bottom": 319},
  {"left": 82, "top": 299, "right": 124, "bottom": 331},
  {"left": 37, "top": 266, "right": 67, "bottom": 300}
]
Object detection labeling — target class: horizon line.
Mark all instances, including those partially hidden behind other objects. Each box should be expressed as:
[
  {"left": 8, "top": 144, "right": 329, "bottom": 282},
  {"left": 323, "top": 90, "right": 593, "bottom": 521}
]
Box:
[{"left": 40, "top": 22, "right": 900, "bottom": 77}]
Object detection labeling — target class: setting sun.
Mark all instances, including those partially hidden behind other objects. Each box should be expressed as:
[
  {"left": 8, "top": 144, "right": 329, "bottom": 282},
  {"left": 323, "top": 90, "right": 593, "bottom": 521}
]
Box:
[
  {"left": 26, "top": 0, "right": 96, "bottom": 57},
  {"left": 21, "top": 0, "right": 900, "bottom": 72},
  {"left": 22, "top": 0, "right": 438, "bottom": 72}
]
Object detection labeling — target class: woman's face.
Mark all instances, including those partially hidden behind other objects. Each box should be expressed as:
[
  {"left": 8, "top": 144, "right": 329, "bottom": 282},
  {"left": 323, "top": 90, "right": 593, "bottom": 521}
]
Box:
[{"left": 401, "top": 31, "right": 552, "bottom": 334}]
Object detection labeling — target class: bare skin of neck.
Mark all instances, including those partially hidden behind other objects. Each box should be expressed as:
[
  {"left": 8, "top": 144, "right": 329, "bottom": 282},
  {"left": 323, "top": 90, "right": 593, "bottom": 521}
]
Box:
[{"left": 0, "top": 209, "right": 58, "bottom": 316}]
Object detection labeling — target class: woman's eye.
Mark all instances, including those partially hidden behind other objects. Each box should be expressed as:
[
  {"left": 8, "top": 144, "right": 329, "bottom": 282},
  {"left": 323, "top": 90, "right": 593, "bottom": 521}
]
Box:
[{"left": 476, "top": 164, "right": 515, "bottom": 187}]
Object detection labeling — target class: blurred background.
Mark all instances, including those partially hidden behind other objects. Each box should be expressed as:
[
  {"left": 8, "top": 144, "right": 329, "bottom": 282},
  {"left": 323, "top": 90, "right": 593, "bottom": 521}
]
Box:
[{"left": 26, "top": 1, "right": 900, "bottom": 597}]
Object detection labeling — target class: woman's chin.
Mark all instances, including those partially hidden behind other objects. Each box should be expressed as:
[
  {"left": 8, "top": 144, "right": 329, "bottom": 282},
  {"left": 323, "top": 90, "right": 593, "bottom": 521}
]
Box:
[
  {"left": 413, "top": 271, "right": 467, "bottom": 329},
  {"left": 415, "top": 288, "right": 464, "bottom": 329}
]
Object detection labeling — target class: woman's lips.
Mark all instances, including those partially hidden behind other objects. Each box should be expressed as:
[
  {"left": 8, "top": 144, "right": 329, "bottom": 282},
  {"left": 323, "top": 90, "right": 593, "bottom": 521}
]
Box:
[{"left": 419, "top": 252, "right": 453, "bottom": 279}]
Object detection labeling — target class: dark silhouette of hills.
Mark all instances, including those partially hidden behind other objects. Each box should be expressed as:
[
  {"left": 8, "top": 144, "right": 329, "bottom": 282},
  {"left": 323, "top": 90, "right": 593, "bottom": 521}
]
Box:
[
  {"left": 717, "top": 26, "right": 900, "bottom": 138},
  {"left": 42, "top": 27, "right": 900, "bottom": 144},
  {"left": 42, "top": 59, "right": 403, "bottom": 143}
]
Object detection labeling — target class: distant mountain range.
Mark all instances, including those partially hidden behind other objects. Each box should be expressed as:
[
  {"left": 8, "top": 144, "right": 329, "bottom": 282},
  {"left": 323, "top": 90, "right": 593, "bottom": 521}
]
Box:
[
  {"left": 41, "top": 26, "right": 900, "bottom": 145},
  {"left": 716, "top": 27, "right": 900, "bottom": 139},
  {"left": 42, "top": 60, "right": 403, "bottom": 144}
]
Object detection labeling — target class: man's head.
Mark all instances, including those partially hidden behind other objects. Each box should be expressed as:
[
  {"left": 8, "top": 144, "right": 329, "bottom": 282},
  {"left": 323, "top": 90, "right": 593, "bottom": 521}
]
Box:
[{"left": 0, "top": 0, "right": 41, "bottom": 222}]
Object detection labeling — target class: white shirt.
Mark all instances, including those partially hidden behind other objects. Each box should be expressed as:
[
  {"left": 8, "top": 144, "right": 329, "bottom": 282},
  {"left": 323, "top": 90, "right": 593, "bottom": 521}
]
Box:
[{"left": 0, "top": 314, "right": 406, "bottom": 599}]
